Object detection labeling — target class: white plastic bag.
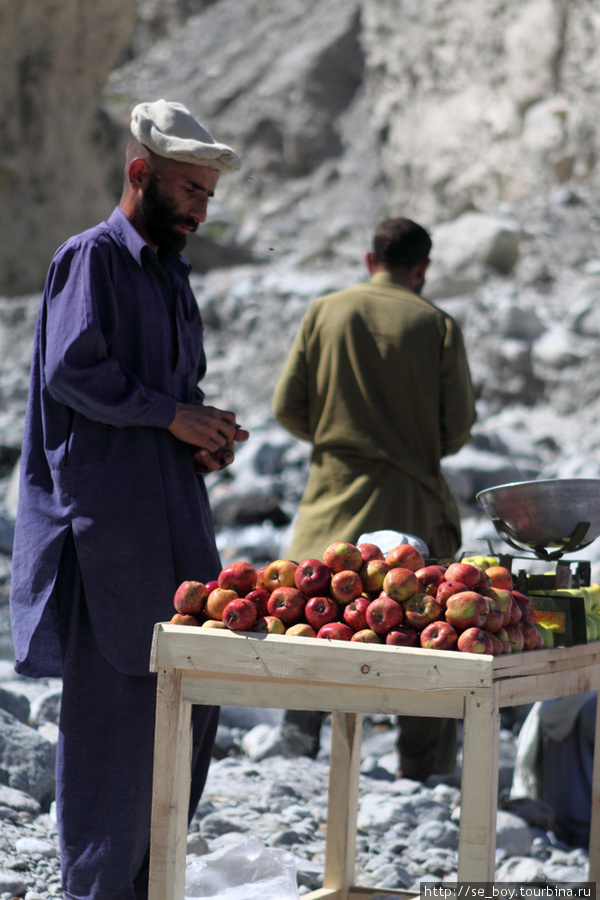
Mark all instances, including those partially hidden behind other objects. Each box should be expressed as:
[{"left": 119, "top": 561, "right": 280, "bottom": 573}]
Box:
[{"left": 185, "top": 836, "right": 299, "bottom": 900}]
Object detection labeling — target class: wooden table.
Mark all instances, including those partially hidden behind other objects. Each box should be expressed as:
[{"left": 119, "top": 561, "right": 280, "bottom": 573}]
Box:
[{"left": 148, "top": 625, "right": 600, "bottom": 900}]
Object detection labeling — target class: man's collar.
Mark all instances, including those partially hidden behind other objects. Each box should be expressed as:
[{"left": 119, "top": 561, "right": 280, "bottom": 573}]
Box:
[
  {"left": 370, "top": 269, "right": 413, "bottom": 291},
  {"left": 107, "top": 207, "right": 191, "bottom": 273}
]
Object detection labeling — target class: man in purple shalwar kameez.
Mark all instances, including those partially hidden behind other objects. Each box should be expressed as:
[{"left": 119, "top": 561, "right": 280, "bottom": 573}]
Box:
[{"left": 9, "top": 100, "right": 248, "bottom": 900}]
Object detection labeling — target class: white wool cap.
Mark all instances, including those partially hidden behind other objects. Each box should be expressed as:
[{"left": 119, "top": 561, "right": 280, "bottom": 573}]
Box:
[{"left": 130, "top": 99, "right": 240, "bottom": 172}]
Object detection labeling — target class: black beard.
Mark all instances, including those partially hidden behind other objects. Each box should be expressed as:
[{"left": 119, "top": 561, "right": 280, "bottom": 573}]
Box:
[{"left": 141, "top": 177, "right": 197, "bottom": 254}]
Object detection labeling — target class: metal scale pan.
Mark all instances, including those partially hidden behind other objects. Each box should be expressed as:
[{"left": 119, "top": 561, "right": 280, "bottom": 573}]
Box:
[{"left": 476, "top": 478, "right": 600, "bottom": 561}]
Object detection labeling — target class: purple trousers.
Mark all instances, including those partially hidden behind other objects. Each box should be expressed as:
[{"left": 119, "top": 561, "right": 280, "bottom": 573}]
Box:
[{"left": 56, "top": 533, "right": 218, "bottom": 900}]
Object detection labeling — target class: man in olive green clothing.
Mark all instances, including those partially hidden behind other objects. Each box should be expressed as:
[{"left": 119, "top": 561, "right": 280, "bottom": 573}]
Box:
[{"left": 272, "top": 217, "right": 476, "bottom": 780}]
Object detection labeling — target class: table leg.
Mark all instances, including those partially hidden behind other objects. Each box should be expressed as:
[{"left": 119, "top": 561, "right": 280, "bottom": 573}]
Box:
[
  {"left": 149, "top": 668, "right": 193, "bottom": 900},
  {"left": 588, "top": 692, "right": 600, "bottom": 885},
  {"left": 458, "top": 689, "right": 500, "bottom": 882},
  {"left": 322, "top": 711, "right": 363, "bottom": 898}
]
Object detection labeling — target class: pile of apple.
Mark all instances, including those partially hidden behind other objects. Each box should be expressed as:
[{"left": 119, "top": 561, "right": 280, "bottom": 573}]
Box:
[{"left": 170, "top": 540, "right": 554, "bottom": 655}]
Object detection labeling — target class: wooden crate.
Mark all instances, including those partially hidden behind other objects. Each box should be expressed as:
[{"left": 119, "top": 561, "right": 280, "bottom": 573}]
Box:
[{"left": 148, "top": 625, "right": 600, "bottom": 900}]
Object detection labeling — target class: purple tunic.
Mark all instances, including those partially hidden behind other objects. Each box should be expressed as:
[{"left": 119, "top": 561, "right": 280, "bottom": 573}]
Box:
[{"left": 10, "top": 207, "right": 221, "bottom": 678}]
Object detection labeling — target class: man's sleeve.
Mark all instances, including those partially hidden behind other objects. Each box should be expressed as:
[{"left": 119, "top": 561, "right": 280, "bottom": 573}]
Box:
[
  {"left": 43, "top": 241, "right": 176, "bottom": 429},
  {"left": 439, "top": 315, "right": 476, "bottom": 457},
  {"left": 272, "top": 314, "right": 312, "bottom": 442}
]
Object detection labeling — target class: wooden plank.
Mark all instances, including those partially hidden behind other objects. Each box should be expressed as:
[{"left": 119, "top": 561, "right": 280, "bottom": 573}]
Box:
[
  {"left": 589, "top": 692, "right": 600, "bottom": 885},
  {"left": 492, "top": 643, "right": 600, "bottom": 679},
  {"left": 148, "top": 669, "right": 192, "bottom": 900},
  {"left": 323, "top": 713, "right": 362, "bottom": 893},
  {"left": 497, "top": 666, "right": 600, "bottom": 707},
  {"left": 179, "top": 671, "right": 466, "bottom": 718},
  {"left": 457, "top": 687, "right": 501, "bottom": 882},
  {"left": 151, "top": 624, "right": 494, "bottom": 691}
]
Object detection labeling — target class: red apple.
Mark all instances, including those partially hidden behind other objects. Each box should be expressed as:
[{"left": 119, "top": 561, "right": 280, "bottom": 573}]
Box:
[
  {"left": 330, "top": 570, "right": 364, "bottom": 605},
  {"left": 253, "top": 615, "right": 286, "bottom": 634},
  {"left": 317, "top": 622, "right": 354, "bottom": 641},
  {"left": 457, "top": 627, "right": 495, "bottom": 654},
  {"left": 245, "top": 588, "right": 271, "bottom": 618},
  {"left": 508, "top": 595, "right": 522, "bottom": 625},
  {"left": 173, "top": 581, "right": 208, "bottom": 616},
  {"left": 386, "top": 626, "right": 419, "bottom": 646},
  {"left": 206, "top": 587, "right": 239, "bottom": 620},
  {"left": 262, "top": 559, "right": 298, "bottom": 592},
  {"left": 404, "top": 593, "right": 444, "bottom": 631},
  {"left": 351, "top": 628, "right": 383, "bottom": 643},
  {"left": 383, "top": 566, "right": 419, "bottom": 602},
  {"left": 482, "top": 596, "right": 504, "bottom": 634},
  {"left": 495, "top": 626, "right": 512, "bottom": 653},
  {"left": 294, "top": 558, "right": 332, "bottom": 597},
  {"left": 481, "top": 587, "right": 513, "bottom": 628},
  {"left": 222, "top": 598, "right": 258, "bottom": 632},
  {"left": 513, "top": 591, "right": 538, "bottom": 626},
  {"left": 444, "top": 562, "right": 482, "bottom": 590},
  {"left": 170, "top": 612, "right": 200, "bottom": 626},
  {"left": 415, "top": 565, "right": 447, "bottom": 596},
  {"left": 323, "top": 541, "right": 363, "bottom": 573},
  {"left": 304, "top": 596, "right": 340, "bottom": 630},
  {"left": 436, "top": 580, "right": 468, "bottom": 609},
  {"left": 286, "top": 623, "right": 316, "bottom": 638},
  {"left": 267, "top": 586, "right": 306, "bottom": 624},
  {"left": 218, "top": 560, "right": 257, "bottom": 596},
  {"left": 357, "top": 542, "right": 384, "bottom": 563},
  {"left": 359, "top": 558, "right": 390, "bottom": 595},
  {"left": 205, "top": 580, "right": 219, "bottom": 593},
  {"left": 444, "top": 591, "right": 489, "bottom": 631},
  {"left": 520, "top": 621, "right": 540, "bottom": 650},
  {"left": 475, "top": 570, "right": 493, "bottom": 593},
  {"left": 201, "top": 619, "right": 226, "bottom": 629},
  {"left": 420, "top": 620, "right": 458, "bottom": 650},
  {"left": 255, "top": 567, "right": 268, "bottom": 590},
  {"left": 366, "top": 595, "right": 404, "bottom": 635},
  {"left": 485, "top": 565, "right": 514, "bottom": 590},
  {"left": 488, "top": 633, "right": 505, "bottom": 656},
  {"left": 343, "top": 596, "right": 371, "bottom": 632},
  {"left": 504, "top": 623, "right": 525, "bottom": 652},
  {"left": 384, "top": 543, "right": 425, "bottom": 572}
]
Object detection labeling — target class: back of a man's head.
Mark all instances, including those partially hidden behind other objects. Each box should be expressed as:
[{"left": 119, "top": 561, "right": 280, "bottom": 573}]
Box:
[{"left": 373, "top": 218, "right": 432, "bottom": 269}]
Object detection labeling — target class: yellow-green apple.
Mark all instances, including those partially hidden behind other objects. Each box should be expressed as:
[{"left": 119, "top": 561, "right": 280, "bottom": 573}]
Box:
[
  {"left": 386, "top": 625, "right": 419, "bottom": 646},
  {"left": 263, "top": 559, "right": 298, "bottom": 592},
  {"left": 383, "top": 566, "right": 419, "bottom": 602},
  {"left": 252, "top": 615, "right": 285, "bottom": 634},
  {"left": 436, "top": 580, "right": 468, "bottom": 609},
  {"left": 366, "top": 595, "right": 404, "bottom": 635},
  {"left": 485, "top": 565, "right": 514, "bottom": 590},
  {"left": 331, "top": 570, "right": 364, "bottom": 605},
  {"left": 245, "top": 588, "right": 270, "bottom": 618},
  {"left": 202, "top": 619, "right": 226, "bottom": 629},
  {"left": 294, "top": 558, "right": 332, "bottom": 597},
  {"left": 444, "top": 591, "right": 489, "bottom": 630},
  {"left": 316, "top": 622, "right": 354, "bottom": 641},
  {"left": 304, "top": 596, "right": 339, "bottom": 630},
  {"left": 420, "top": 620, "right": 458, "bottom": 650},
  {"left": 359, "top": 558, "right": 390, "bottom": 595},
  {"left": 443, "top": 562, "right": 482, "bottom": 590},
  {"left": 461, "top": 554, "right": 498, "bottom": 570},
  {"left": 267, "top": 586, "right": 306, "bottom": 624},
  {"left": 482, "top": 596, "right": 504, "bottom": 633},
  {"left": 488, "top": 633, "right": 505, "bottom": 656},
  {"left": 535, "top": 622, "right": 554, "bottom": 648},
  {"left": 173, "top": 581, "right": 208, "bottom": 616},
  {"left": 495, "top": 626, "right": 512, "bottom": 653},
  {"left": 358, "top": 542, "right": 384, "bottom": 563},
  {"left": 170, "top": 612, "right": 201, "bottom": 626},
  {"left": 520, "top": 621, "right": 541, "bottom": 650},
  {"left": 504, "top": 622, "right": 525, "bottom": 652},
  {"left": 323, "top": 541, "right": 363, "bottom": 573},
  {"left": 351, "top": 628, "right": 383, "bottom": 643},
  {"left": 218, "top": 560, "right": 257, "bottom": 595},
  {"left": 457, "top": 626, "right": 495, "bottom": 654},
  {"left": 343, "top": 596, "right": 371, "bottom": 631},
  {"left": 286, "top": 623, "right": 316, "bottom": 638},
  {"left": 415, "top": 565, "right": 447, "bottom": 596},
  {"left": 481, "top": 587, "right": 513, "bottom": 627},
  {"left": 384, "top": 543, "right": 424, "bottom": 572},
  {"left": 222, "top": 598, "right": 258, "bottom": 632},
  {"left": 206, "top": 587, "right": 239, "bottom": 620},
  {"left": 404, "top": 593, "right": 444, "bottom": 631}
]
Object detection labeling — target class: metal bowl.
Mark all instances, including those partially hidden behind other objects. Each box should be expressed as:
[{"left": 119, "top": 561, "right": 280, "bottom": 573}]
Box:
[{"left": 476, "top": 478, "right": 600, "bottom": 557}]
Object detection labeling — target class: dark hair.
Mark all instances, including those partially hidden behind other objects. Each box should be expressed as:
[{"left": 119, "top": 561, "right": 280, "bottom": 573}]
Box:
[{"left": 372, "top": 218, "right": 432, "bottom": 268}]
